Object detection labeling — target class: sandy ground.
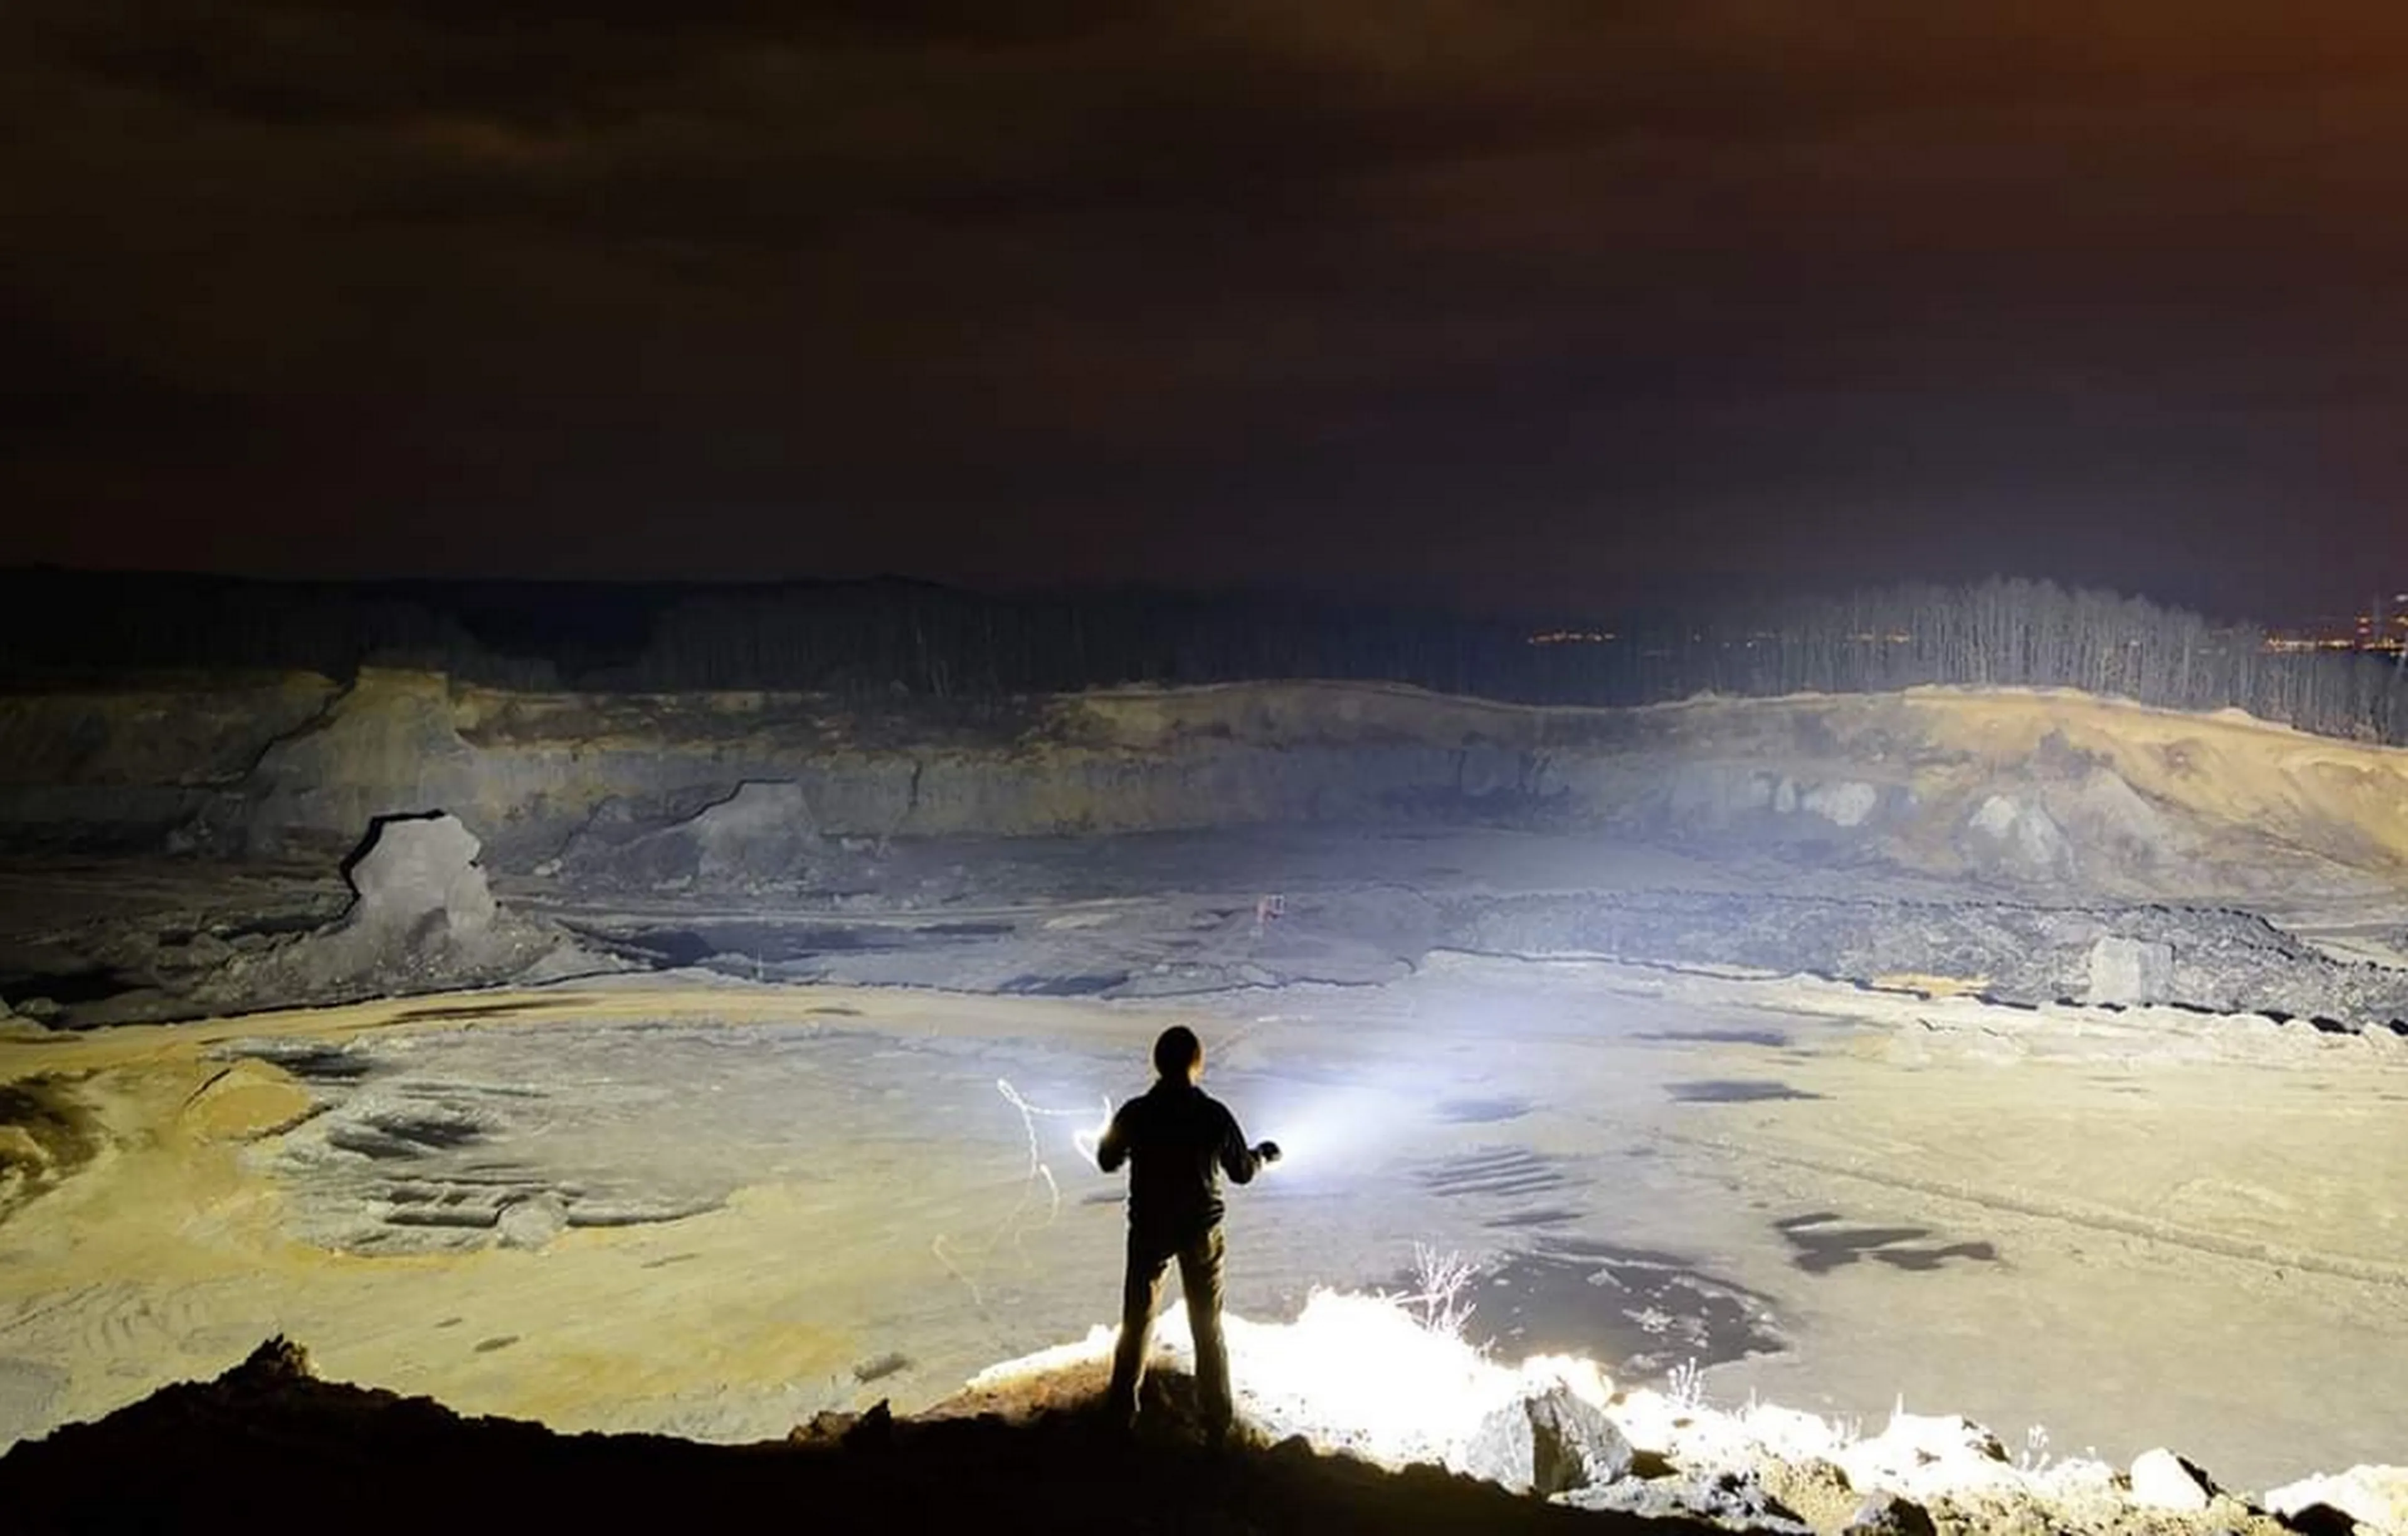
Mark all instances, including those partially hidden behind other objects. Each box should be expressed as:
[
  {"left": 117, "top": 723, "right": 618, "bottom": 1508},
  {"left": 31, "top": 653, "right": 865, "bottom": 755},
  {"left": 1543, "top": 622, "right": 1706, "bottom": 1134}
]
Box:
[{"left": 3, "top": 956, "right": 2404, "bottom": 1492}]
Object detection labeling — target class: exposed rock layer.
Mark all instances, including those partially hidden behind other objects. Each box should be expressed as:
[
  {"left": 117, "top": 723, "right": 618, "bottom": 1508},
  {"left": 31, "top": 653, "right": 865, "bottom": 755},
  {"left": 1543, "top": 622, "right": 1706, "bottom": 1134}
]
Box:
[{"left": 6, "top": 675, "right": 2406, "bottom": 905}]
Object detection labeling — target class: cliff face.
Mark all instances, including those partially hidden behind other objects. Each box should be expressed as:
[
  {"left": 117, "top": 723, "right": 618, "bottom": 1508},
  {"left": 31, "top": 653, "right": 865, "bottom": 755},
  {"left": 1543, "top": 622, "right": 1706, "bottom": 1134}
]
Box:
[{"left": 3, "top": 670, "right": 2405, "bottom": 899}]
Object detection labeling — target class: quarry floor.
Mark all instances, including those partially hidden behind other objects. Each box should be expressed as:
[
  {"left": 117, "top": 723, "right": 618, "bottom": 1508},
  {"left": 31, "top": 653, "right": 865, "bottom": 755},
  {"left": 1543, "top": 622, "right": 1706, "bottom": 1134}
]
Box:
[{"left": 3, "top": 940, "right": 2405, "bottom": 1491}]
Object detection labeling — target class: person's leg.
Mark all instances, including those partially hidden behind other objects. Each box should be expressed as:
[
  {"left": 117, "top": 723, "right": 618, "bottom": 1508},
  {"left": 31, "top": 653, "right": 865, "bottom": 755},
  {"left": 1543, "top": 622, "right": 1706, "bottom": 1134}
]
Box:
[
  {"left": 1177, "top": 1224, "right": 1231, "bottom": 1434},
  {"left": 1106, "top": 1229, "right": 1170, "bottom": 1425}
]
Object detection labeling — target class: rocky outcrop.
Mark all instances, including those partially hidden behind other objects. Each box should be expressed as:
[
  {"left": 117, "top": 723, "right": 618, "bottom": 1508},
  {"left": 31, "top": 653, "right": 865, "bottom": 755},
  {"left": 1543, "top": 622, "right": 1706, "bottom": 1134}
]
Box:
[
  {"left": 2267, "top": 1466, "right": 2408, "bottom": 1535},
  {"left": 1563, "top": 1463, "right": 1812, "bottom": 1529},
  {"left": 1842, "top": 1488, "right": 1937, "bottom": 1535},
  {"left": 189, "top": 812, "right": 616, "bottom": 1010},
  {"left": 556, "top": 781, "right": 822, "bottom": 892},
  {"left": 1964, "top": 794, "right": 2073, "bottom": 881},
  {"left": 0, "top": 675, "right": 342, "bottom": 853},
  {"left": 2130, "top": 1446, "right": 2220, "bottom": 1512},
  {"left": 1458, "top": 1382, "right": 1634, "bottom": 1497},
  {"left": 4, "top": 675, "right": 2407, "bottom": 905},
  {"left": 346, "top": 813, "right": 499, "bottom": 937}
]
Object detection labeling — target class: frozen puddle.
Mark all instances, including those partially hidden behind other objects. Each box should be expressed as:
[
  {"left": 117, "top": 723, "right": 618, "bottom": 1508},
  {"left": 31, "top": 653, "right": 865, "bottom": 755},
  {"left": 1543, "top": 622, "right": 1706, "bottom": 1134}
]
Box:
[{"left": 1395, "top": 1236, "right": 1785, "bottom": 1381}]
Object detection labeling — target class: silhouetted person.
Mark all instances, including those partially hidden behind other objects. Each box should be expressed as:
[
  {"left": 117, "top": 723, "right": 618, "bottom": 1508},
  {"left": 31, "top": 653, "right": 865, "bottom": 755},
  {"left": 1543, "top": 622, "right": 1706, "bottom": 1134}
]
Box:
[{"left": 1096, "top": 1024, "right": 1279, "bottom": 1436}]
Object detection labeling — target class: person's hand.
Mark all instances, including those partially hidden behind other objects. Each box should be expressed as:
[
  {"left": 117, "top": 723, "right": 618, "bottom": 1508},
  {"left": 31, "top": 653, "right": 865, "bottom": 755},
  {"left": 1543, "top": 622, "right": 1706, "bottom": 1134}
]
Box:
[{"left": 1255, "top": 1140, "right": 1282, "bottom": 1165}]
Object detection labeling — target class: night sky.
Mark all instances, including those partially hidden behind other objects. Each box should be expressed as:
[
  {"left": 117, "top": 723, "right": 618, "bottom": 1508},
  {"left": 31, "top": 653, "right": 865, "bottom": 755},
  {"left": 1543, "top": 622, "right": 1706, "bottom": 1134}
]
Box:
[{"left": 6, "top": 4, "right": 2407, "bottom": 617}]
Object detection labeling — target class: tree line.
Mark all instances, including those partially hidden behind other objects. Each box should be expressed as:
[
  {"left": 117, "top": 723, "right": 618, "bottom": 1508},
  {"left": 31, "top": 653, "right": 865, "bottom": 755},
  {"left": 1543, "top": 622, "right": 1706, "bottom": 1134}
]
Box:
[{"left": 2, "top": 570, "right": 2402, "bottom": 745}]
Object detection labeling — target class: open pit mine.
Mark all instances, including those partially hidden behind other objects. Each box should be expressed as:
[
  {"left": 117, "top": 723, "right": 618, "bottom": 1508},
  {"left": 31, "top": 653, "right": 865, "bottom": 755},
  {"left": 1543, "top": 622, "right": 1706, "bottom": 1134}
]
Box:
[{"left": 2, "top": 670, "right": 2405, "bottom": 1533}]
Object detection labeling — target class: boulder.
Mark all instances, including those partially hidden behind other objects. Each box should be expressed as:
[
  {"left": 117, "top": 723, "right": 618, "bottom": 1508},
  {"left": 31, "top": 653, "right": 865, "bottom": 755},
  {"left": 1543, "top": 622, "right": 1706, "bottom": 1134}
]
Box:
[
  {"left": 2274, "top": 1503, "right": 2367, "bottom": 1536},
  {"left": 1844, "top": 1490, "right": 1938, "bottom": 1535},
  {"left": 2088, "top": 935, "right": 2176, "bottom": 1006},
  {"left": 685, "top": 781, "right": 818, "bottom": 885},
  {"left": 1458, "top": 1383, "right": 1634, "bottom": 1496},
  {"left": 495, "top": 1193, "right": 570, "bottom": 1250},
  {"left": 1802, "top": 781, "right": 1881, "bottom": 829},
  {"left": 1759, "top": 1456, "right": 1862, "bottom": 1531},
  {"left": 344, "top": 813, "right": 495, "bottom": 937},
  {"left": 2268, "top": 1466, "right": 2408, "bottom": 1535},
  {"left": 1562, "top": 1467, "right": 1810, "bottom": 1532},
  {"left": 1965, "top": 794, "right": 2071, "bottom": 880},
  {"left": 2127, "top": 1447, "right": 2216, "bottom": 1512}
]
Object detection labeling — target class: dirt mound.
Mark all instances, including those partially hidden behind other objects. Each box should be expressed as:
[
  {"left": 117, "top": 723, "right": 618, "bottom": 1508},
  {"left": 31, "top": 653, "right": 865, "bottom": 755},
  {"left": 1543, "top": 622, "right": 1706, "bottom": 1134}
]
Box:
[
  {"left": 177, "top": 1059, "right": 312, "bottom": 1142},
  {"left": 0, "top": 1338, "right": 1659, "bottom": 1535}
]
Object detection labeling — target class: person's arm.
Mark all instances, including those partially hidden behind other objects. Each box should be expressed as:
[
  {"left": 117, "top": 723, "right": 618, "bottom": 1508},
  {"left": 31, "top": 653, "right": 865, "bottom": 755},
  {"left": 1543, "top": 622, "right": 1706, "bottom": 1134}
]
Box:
[
  {"left": 1097, "top": 1102, "right": 1132, "bottom": 1174},
  {"left": 1218, "top": 1105, "right": 1266, "bottom": 1184}
]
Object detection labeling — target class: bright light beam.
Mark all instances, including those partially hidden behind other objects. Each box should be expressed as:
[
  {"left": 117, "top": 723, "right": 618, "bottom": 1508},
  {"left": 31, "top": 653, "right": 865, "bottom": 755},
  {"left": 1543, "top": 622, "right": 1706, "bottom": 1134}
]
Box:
[
  {"left": 932, "top": 1080, "right": 1114, "bottom": 1307},
  {"left": 1247, "top": 1083, "right": 1397, "bottom": 1177},
  {"left": 990, "top": 1078, "right": 1114, "bottom": 1263}
]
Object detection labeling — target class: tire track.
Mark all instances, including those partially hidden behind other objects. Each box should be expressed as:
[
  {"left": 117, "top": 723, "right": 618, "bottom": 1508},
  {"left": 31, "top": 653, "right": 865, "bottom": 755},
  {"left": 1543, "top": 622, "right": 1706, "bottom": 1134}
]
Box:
[{"left": 1666, "top": 1130, "right": 2408, "bottom": 1290}]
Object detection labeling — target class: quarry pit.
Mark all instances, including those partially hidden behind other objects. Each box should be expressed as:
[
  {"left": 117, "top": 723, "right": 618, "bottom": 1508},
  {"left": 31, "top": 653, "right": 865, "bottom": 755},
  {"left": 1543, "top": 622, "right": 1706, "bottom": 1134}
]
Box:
[{"left": 2, "top": 673, "right": 2405, "bottom": 1522}]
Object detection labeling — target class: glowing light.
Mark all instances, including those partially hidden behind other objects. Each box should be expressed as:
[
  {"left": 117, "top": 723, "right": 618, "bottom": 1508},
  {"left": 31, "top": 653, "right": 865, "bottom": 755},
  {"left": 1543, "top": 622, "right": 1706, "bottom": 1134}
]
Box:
[
  {"left": 971, "top": 1288, "right": 1555, "bottom": 1468},
  {"left": 1245, "top": 1083, "right": 1396, "bottom": 1177},
  {"left": 931, "top": 1080, "right": 1114, "bottom": 1310},
  {"left": 996, "top": 1077, "right": 1111, "bottom": 1177},
  {"left": 969, "top": 1288, "right": 1616, "bottom": 1471},
  {"left": 969, "top": 1288, "right": 2129, "bottom": 1510},
  {"left": 993, "top": 1076, "right": 1112, "bottom": 1240}
]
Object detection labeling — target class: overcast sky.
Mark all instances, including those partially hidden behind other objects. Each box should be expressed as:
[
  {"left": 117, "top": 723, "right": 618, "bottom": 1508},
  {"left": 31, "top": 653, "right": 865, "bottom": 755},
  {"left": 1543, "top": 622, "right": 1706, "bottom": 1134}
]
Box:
[{"left": 5, "top": 3, "right": 2407, "bottom": 617}]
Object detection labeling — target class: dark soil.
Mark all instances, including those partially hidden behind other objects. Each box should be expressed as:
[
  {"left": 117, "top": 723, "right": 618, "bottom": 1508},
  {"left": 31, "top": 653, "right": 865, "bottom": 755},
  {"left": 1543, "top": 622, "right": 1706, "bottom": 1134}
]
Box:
[{"left": 0, "top": 1339, "right": 1716, "bottom": 1535}]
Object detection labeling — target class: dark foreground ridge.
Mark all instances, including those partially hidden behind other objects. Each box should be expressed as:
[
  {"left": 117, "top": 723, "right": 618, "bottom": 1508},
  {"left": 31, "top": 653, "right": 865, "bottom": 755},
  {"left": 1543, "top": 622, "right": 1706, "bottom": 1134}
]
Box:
[{"left": 0, "top": 1338, "right": 1709, "bottom": 1536}]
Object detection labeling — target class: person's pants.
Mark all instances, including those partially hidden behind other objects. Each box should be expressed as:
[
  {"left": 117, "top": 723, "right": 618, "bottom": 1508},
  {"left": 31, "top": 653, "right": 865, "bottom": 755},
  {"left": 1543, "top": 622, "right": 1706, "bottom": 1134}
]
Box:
[{"left": 1106, "top": 1223, "right": 1230, "bottom": 1429}]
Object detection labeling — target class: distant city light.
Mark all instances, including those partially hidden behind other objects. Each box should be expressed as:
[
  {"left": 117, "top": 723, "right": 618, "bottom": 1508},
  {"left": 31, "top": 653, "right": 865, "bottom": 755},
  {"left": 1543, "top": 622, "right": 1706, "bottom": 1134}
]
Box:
[
  {"left": 1524, "top": 602, "right": 2406, "bottom": 658},
  {"left": 2260, "top": 589, "right": 2408, "bottom": 655}
]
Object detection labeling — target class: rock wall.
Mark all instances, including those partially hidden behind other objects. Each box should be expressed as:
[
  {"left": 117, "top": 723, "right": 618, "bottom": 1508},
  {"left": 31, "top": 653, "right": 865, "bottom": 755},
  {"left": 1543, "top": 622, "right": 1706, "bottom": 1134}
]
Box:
[{"left": 3, "top": 671, "right": 2405, "bottom": 900}]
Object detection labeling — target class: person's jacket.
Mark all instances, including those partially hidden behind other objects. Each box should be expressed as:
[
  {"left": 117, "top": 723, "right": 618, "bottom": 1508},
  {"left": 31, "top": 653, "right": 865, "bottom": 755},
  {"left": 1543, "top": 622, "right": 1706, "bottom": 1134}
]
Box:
[{"left": 1097, "top": 1078, "right": 1262, "bottom": 1239}]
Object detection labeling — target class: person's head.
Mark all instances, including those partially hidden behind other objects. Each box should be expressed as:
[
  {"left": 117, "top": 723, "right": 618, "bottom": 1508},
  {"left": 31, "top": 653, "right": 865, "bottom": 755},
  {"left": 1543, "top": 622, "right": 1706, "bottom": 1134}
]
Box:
[{"left": 1152, "top": 1025, "right": 1204, "bottom": 1084}]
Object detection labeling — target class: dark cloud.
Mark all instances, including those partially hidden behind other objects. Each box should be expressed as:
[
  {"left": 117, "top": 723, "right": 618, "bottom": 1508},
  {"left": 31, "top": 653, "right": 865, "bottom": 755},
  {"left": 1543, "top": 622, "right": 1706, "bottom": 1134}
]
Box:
[{"left": 4, "top": 3, "right": 2406, "bottom": 614}]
